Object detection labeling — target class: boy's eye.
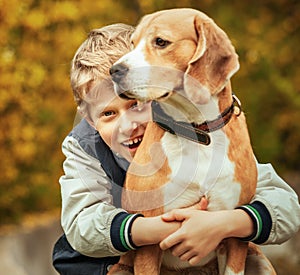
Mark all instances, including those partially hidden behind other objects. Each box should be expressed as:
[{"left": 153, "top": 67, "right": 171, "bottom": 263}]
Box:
[{"left": 103, "top": 110, "right": 115, "bottom": 117}]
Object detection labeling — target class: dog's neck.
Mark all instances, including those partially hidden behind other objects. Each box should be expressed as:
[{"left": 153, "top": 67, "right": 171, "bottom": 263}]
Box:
[{"left": 158, "top": 85, "right": 233, "bottom": 125}]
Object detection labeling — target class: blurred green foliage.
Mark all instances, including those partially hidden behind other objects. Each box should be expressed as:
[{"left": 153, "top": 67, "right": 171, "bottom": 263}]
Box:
[{"left": 0, "top": 0, "right": 299, "bottom": 225}]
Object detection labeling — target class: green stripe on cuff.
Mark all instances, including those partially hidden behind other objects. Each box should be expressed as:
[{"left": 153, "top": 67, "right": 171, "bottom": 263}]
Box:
[{"left": 120, "top": 214, "right": 132, "bottom": 251}]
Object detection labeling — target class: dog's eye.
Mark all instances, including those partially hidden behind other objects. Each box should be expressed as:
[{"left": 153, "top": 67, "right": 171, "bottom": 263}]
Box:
[{"left": 154, "top": 37, "right": 170, "bottom": 48}]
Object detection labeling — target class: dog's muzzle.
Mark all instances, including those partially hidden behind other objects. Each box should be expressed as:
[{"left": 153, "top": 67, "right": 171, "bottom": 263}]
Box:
[
  {"left": 110, "top": 63, "right": 128, "bottom": 83},
  {"left": 110, "top": 63, "right": 133, "bottom": 99}
]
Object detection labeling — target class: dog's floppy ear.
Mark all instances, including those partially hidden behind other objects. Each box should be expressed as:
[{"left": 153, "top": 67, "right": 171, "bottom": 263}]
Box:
[{"left": 184, "top": 15, "right": 240, "bottom": 104}]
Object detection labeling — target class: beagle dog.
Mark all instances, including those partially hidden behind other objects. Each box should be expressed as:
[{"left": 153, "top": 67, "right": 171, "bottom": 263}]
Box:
[{"left": 109, "top": 8, "right": 276, "bottom": 275}]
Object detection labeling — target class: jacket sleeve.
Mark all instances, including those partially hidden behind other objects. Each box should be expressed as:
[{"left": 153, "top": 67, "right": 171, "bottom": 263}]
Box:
[
  {"left": 252, "top": 162, "right": 300, "bottom": 245},
  {"left": 60, "top": 135, "right": 128, "bottom": 257}
]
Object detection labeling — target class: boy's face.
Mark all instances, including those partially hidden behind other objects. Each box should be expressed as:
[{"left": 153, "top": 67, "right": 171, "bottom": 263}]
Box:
[{"left": 90, "top": 82, "right": 152, "bottom": 162}]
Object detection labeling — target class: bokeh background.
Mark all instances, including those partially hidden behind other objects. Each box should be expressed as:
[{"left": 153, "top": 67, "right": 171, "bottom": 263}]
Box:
[{"left": 0, "top": 0, "right": 299, "bottom": 274}]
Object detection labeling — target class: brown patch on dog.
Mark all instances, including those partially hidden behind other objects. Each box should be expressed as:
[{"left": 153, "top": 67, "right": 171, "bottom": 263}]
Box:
[
  {"left": 118, "top": 122, "right": 170, "bottom": 275},
  {"left": 131, "top": 10, "right": 198, "bottom": 72},
  {"left": 184, "top": 14, "right": 239, "bottom": 104},
  {"left": 218, "top": 85, "right": 257, "bottom": 205},
  {"left": 123, "top": 121, "right": 171, "bottom": 215},
  {"left": 226, "top": 238, "right": 249, "bottom": 274},
  {"left": 134, "top": 245, "right": 163, "bottom": 274},
  {"left": 246, "top": 243, "right": 277, "bottom": 274}
]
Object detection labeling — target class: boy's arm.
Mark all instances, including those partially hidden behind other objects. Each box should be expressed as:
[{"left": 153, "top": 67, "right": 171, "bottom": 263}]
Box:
[
  {"left": 60, "top": 135, "right": 125, "bottom": 257},
  {"left": 60, "top": 135, "right": 179, "bottom": 257},
  {"left": 249, "top": 162, "right": 300, "bottom": 244},
  {"left": 229, "top": 161, "right": 300, "bottom": 245}
]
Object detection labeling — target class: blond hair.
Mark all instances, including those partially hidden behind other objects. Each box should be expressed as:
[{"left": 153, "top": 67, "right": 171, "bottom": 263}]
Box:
[{"left": 70, "top": 23, "right": 134, "bottom": 106}]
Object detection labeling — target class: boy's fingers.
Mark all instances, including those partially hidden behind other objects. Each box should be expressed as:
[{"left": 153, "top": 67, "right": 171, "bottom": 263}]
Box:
[
  {"left": 161, "top": 210, "right": 185, "bottom": 221},
  {"left": 160, "top": 231, "right": 181, "bottom": 250},
  {"left": 189, "top": 255, "right": 202, "bottom": 266},
  {"left": 161, "top": 196, "right": 208, "bottom": 222}
]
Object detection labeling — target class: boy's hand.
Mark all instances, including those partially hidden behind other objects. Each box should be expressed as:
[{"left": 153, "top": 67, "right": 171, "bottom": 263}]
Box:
[
  {"left": 159, "top": 197, "right": 253, "bottom": 265},
  {"left": 131, "top": 197, "right": 207, "bottom": 247},
  {"left": 160, "top": 209, "right": 225, "bottom": 265}
]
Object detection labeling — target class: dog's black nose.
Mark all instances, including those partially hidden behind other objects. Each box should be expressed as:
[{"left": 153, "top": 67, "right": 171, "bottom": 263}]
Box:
[{"left": 110, "top": 63, "right": 128, "bottom": 83}]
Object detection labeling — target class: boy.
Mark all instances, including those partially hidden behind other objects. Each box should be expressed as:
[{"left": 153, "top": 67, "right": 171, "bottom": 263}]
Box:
[{"left": 53, "top": 23, "right": 300, "bottom": 274}]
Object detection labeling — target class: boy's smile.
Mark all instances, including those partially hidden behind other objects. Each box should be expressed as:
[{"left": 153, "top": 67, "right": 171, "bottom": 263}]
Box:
[{"left": 122, "top": 135, "right": 143, "bottom": 150}]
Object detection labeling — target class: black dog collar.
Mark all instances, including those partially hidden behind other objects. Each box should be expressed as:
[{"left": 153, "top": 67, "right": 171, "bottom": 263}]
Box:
[{"left": 151, "top": 95, "right": 241, "bottom": 146}]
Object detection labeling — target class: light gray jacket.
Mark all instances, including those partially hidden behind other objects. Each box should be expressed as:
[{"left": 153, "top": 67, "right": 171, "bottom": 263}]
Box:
[{"left": 60, "top": 120, "right": 300, "bottom": 257}]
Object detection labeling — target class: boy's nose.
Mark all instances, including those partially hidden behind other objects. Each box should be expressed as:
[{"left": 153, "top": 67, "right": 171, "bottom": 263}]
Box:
[{"left": 118, "top": 115, "right": 138, "bottom": 135}]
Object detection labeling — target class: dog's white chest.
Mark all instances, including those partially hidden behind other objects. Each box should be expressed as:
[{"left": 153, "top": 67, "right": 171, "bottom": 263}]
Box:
[{"left": 161, "top": 130, "right": 241, "bottom": 212}]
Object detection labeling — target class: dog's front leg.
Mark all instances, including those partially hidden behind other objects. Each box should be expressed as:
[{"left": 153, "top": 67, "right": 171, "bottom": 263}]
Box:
[
  {"left": 217, "top": 238, "right": 248, "bottom": 275},
  {"left": 134, "top": 244, "right": 162, "bottom": 275},
  {"left": 107, "top": 251, "right": 135, "bottom": 275},
  {"left": 245, "top": 243, "right": 276, "bottom": 275}
]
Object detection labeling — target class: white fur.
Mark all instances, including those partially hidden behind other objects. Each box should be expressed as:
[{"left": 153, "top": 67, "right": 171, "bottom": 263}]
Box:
[
  {"left": 118, "top": 39, "right": 148, "bottom": 67},
  {"left": 161, "top": 126, "right": 241, "bottom": 213},
  {"left": 160, "top": 127, "right": 241, "bottom": 270}
]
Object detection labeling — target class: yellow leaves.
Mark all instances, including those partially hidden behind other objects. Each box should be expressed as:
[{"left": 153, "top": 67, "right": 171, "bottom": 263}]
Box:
[
  {"left": 0, "top": 48, "right": 15, "bottom": 66},
  {"left": 23, "top": 62, "right": 46, "bottom": 89},
  {"left": 0, "top": 0, "right": 30, "bottom": 27},
  {"left": 14, "top": 125, "right": 37, "bottom": 163},
  {"left": 22, "top": 9, "right": 48, "bottom": 30},
  {"left": 21, "top": 1, "right": 80, "bottom": 30},
  {"left": 1, "top": 156, "right": 18, "bottom": 183},
  {"left": 8, "top": 61, "right": 46, "bottom": 92},
  {"left": 0, "top": 88, "right": 11, "bottom": 112},
  {"left": 50, "top": 1, "right": 80, "bottom": 22},
  {"left": 247, "top": 19, "right": 261, "bottom": 36},
  {"left": 245, "top": 49, "right": 260, "bottom": 65}
]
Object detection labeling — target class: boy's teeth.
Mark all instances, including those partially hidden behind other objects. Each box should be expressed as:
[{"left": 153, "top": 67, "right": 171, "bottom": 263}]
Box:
[{"left": 124, "top": 137, "right": 142, "bottom": 146}]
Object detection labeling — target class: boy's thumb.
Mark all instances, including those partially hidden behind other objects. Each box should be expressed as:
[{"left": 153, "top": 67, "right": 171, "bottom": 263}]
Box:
[{"left": 161, "top": 210, "right": 185, "bottom": 222}]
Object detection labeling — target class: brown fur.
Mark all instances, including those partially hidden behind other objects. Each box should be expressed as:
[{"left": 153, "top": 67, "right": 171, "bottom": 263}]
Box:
[
  {"left": 217, "top": 86, "right": 257, "bottom": 205},
  {"left": 122, "top": 122, "right": 170, "bottom": 215}
]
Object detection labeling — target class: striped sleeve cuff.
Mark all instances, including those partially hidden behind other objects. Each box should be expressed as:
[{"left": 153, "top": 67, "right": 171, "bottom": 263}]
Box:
[
  {"left": 110, "top": 212, "right": 144, "bottom": 252},
  {"left": 236, "top": 201, "right": 272, "bottom": 244}
]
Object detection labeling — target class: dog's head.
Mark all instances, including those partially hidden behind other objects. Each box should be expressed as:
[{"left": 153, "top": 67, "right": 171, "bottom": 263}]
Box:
[{"left": 110, "top": 8, "right": 239, "bottom": 104}]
